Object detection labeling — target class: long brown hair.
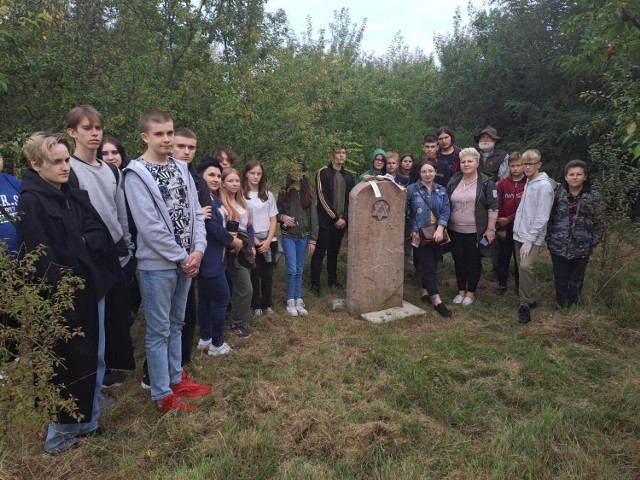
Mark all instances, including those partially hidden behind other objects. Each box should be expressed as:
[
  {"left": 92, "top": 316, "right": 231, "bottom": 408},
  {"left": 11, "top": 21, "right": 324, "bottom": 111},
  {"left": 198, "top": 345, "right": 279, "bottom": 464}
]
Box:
[
  {"left": 242, "top": 160, "right": 269, "bottom": 202},
  {"left": 219, "top": 169, "right": 251, "bottom": 222},
  {"left": 280, "top": 175, "right": 313, "bottom": 211}
]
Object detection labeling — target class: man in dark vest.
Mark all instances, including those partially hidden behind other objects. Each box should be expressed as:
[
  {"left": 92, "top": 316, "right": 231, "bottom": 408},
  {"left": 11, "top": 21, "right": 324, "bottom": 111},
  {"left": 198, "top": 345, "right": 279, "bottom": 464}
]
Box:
[{"left": 475, "top": 126, "right": 509, "bottom": 182}]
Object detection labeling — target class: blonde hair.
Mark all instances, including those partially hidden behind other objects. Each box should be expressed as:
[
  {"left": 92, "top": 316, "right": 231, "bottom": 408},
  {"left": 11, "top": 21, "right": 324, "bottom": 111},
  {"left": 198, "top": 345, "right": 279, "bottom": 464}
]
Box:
[
  {"left": 459, "top": 147, "right": 480, "bottom": 162},
  {"left": 522, "top": 149, "right": 541, "bottom": 163},
  {"left": 22, "top": 132, "right": 70, "bottom": 168},
  {"left": 219, "top": 169, "right": 251, "bottom": 223}
]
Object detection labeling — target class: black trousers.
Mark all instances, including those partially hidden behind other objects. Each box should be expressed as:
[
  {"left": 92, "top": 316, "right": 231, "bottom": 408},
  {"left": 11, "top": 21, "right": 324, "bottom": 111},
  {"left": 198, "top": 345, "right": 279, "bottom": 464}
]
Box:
[
  {"left": 550, "top": 253, "right": 589, "bottom": 307},
  {"left": 181, "top": 280, "right": 197, "bottom": 364},
  {"left": 496, "top": 229, "right": 519, "bottom": 288},
  {"left": 251, "top": 254, "right": 275, "bottom": 309},
  {"left": 310, "top": 221, "right": 345, "bottom": 287},
  {"left": 104, "top": 272, "right": 135, "bottom": 371},
  {"left": 449, "top": 230, "right": 482, "bottom": 293},
  {"left": 415, "top": 245, "right": 442, "bottom": 295}
]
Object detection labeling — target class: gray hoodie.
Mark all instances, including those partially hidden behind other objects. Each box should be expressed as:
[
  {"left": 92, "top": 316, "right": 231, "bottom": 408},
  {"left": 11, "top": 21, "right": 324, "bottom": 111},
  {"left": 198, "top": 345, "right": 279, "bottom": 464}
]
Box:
[
  {"left": 513, "top": 172, "right": 556, "bottom": 245},
  {"left": 123, "top": 158, "right": 206, "bottom": 270}
]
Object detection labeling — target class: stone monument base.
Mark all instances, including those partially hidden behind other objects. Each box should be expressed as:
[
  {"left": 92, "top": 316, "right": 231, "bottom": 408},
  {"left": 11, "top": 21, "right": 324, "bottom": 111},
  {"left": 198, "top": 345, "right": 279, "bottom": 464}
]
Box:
[{"left": 360, "top": 301, "right": 426, "bottom": 325}]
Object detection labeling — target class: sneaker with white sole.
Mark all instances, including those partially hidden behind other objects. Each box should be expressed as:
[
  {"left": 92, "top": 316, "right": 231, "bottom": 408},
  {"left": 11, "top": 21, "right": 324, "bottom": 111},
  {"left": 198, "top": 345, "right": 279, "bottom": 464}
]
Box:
[
  {"left": 254, "top": 308, "right": 263, "bottom": 317},
  {"left": 453, "top": 295, "right": 464, "bottom": 304},
  {"left": 286, "top": 299, "right": 299, "bottom": 316},
  {"left": 295, "top": 299, "right": 308, "bottom": 316},
  {"left": 208, "top": 342, "right": 233, "bottom": 357},
  {"left": 196, "top": 338, "right": 212, "bottom": 351}
]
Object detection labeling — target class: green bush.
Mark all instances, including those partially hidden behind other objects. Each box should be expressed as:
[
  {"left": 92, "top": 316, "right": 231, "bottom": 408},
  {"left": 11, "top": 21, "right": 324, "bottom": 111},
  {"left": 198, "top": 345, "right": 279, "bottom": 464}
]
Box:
[{"left": 0, "top": 244, "right": 84, "bottom": 442}]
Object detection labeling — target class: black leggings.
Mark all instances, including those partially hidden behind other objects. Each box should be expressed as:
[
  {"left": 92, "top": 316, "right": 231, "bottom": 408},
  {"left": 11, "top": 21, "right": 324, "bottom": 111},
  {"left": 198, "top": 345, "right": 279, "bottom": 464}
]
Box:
[{"left": 449, "top": 230, "right": 482, "bottom": 293}]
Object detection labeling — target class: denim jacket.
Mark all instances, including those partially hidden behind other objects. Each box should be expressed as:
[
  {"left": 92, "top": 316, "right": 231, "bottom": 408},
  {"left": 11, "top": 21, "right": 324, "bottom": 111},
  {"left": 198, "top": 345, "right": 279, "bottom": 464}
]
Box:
[{"left": 406, "top": 180, "right": 450, "bottom": 233}]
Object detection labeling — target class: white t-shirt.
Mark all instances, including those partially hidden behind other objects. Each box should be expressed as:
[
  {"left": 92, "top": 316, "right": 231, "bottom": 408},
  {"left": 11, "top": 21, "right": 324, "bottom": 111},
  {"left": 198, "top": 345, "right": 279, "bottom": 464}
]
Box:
[
  {"left": 246, "top": 190, "right": 278, "bottom": 236},
  {"left": 230, "top": 200, "right": 250, "bottom": 232}
]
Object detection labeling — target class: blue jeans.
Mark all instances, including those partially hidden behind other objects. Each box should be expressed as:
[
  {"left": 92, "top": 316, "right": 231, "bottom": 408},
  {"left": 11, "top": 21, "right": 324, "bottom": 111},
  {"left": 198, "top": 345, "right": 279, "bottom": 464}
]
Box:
[
  {"left": 198, "top": 273, "right": 230, "bottom": 347},
  {"left": 139, "top": 268, "right": 191, "bottom": 401},
  {"left": 282, "top": 235, "right": 308, "bottom": 300},
  {"left": 45, "top": 297, "right": 105, "bottom": 454}
]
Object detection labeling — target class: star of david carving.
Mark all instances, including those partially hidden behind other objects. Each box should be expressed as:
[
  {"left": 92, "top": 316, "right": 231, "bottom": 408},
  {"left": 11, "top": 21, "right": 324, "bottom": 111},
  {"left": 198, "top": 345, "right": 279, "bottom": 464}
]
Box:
[{"left": 372, "top": 200, "right": 390, "bottom": 221}]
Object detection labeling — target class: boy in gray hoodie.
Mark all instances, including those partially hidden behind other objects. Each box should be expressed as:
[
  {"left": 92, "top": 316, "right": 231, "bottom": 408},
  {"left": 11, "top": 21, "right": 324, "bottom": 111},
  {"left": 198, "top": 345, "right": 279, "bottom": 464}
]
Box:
[
  {"left": 123, "top": 110, "right": 210, "bottom": 412},
  {"left": 513, "top": 149, "right": 555, "bottom": 324}
]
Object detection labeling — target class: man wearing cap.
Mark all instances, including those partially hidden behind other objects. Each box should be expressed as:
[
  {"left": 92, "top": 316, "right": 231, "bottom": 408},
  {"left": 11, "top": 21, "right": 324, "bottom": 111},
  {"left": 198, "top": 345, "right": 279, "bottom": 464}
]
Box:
[{"left": 475, "top": 126, "right": 509, "bottom": 182}]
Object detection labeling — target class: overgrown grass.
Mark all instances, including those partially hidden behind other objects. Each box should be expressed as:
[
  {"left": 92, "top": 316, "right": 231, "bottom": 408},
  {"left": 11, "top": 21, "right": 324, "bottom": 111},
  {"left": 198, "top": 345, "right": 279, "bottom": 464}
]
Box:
[{"left": 1, "top": 245, "right": 639, "bottom": 479}]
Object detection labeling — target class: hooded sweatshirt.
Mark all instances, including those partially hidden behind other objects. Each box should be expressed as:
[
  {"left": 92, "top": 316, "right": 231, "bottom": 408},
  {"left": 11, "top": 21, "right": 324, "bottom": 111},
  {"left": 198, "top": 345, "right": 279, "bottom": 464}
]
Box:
[
  {"left": 358, "top": 148, "right": 387, "bottom": 183},
  {"left": 513, "top": 172, "right": 556, "bottom": 245},
  {"left": 123, "top": 158, "right": 207, "bottom": 270}
]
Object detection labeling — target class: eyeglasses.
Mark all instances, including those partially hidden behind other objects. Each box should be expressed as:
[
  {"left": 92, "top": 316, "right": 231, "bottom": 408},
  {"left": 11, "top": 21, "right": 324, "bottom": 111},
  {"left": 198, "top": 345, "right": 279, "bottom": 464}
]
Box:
[{"left": 523, "top": 162, "right": 540, "bottom": 167}]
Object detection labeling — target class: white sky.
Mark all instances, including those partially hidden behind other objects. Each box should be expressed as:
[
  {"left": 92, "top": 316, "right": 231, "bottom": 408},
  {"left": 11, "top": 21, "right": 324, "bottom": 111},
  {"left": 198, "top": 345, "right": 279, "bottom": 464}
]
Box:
[{"left": 265, "top": 0, "right": 487, "bottom": 57}]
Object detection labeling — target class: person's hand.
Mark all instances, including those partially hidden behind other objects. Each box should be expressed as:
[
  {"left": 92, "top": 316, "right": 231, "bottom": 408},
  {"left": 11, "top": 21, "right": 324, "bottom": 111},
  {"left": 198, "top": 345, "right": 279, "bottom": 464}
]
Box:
[
  {"left": 202, "top": 206, "right": 212, "bottom": 220},
  {"left": 308, "top": 242, "right": 316, "bottom": 254},
  {"left": 230, "top": 237, "right": 243, "bottom": 253},
  {"left": 497, "top": 230, "right": 507, "bottom": 241},
  {"left": 181, "top": 251, "right": 203, "bottom": 278},
  {"left": 484, "top": 229, "right": 496, "bottom": 245},
  {"left": 496, "top": 217, "right": 508, "bottom": 226},
  {"left": 282, "top": 215, "right": 296, "bottom": 227},
  {"left": 433, "top": 227, "right": 444, "bottom": 243},
  {"left": 520, "top": 241, "right": 532, "bottom": 259},
  {"left": 257, "top": 240, "right": 270, "bottom": 254},
  {"left": 335, "top": 218, "right": 346, "bottom": 229}
]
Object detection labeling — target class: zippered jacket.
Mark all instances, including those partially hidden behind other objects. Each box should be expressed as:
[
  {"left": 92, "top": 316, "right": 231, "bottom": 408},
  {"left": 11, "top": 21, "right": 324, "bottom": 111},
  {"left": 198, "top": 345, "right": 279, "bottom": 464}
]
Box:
[
  {"left": 123, "top": 158, "right": 206, "bottom": 270},
  {"left": 546, "top": 182, "right": 601, "bottom": 259}
]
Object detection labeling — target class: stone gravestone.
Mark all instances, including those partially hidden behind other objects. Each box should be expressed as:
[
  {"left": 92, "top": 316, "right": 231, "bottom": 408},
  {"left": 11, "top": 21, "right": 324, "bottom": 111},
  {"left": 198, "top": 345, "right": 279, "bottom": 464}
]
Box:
[{"left": 346, "top": 178, "right": 406, "bottom": 316}]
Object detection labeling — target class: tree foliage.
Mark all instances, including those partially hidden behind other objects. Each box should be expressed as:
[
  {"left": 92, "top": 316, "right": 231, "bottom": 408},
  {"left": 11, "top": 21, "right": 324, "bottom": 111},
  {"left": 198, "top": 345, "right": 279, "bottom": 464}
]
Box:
[{"left": 0, "top": 0, "right": 637, "bottom": 203}]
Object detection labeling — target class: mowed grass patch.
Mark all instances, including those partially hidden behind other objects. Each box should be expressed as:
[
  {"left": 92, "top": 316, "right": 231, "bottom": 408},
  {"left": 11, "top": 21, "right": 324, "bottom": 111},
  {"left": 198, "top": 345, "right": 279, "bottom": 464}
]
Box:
[{"left": 3, "top": 241, "right": 640, "bottom": 479}]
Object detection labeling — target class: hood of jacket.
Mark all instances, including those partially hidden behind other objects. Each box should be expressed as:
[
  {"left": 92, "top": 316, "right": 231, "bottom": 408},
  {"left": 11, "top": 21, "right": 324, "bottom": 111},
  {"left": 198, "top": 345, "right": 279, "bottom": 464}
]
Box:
[
  {"left": 529, "top": 171, "right": 557, "bottom": 189},
  {"left": 21, "top": 168, "right": 72, "bottom": 208},
  {"left": 369, "top": 148, "right": 387, "bottom": 175}
]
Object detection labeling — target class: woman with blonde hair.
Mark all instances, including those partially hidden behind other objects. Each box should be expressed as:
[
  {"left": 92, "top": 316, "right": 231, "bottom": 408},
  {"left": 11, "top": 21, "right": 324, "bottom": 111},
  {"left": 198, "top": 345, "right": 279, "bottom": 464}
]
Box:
[
  {"left": 446, "top": 148, "right": 498, "bottom": 306},
  {"left": 18, "top": 132, "right": 119, "bottom": 454},
  {"left": 219, "top": 168, "right": 255, "bottom": 338}
]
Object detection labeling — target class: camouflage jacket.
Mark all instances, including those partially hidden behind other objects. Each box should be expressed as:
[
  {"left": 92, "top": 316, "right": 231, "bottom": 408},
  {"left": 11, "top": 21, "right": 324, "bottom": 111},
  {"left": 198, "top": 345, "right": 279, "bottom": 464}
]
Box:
[{"left": 546, "top": 183, "right": 601, "bottom": 260}]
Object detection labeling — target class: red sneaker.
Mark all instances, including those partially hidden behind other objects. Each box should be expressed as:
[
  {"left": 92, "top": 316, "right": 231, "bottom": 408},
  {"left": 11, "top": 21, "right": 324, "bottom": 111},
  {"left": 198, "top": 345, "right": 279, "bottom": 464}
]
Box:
[
  {"left": 156, "top": 393, "right": 198, "bottom": 412},
  {"left": 170, "top": 371, "right": 212, "bottom": 398}
]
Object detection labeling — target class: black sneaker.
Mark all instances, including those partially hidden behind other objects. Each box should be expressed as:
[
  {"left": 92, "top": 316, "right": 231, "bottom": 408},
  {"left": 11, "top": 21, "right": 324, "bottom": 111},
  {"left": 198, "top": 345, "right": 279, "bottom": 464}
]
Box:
[
  {"left": 518, "top": 305, "right": 531, "bottom": 324},
  {"left": 311, "top": 284, "right": 321, "bottom": 297},
  {"left": 495, "top": 286, "right": 507, "bottom": 296},
  {"left": 434, "top": 303, "right": 452, "bottom": 318},
  {"left": 102, "top": 370, "right": 126, "bottom": 388},
  {"left": 420, "top": 294, "right": 432, "bottom": 304},
  {"left": 528, "top": 300, "right": 538, "bottom": 309},
  {"left": 329, "top": 282, "right": 343, "bottom": 290}
]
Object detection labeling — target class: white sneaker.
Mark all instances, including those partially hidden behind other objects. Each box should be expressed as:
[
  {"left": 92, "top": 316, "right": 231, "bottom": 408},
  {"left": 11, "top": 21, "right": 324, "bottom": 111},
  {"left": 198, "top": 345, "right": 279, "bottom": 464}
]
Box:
[
  {"left": 453, "top": 295, "right": 464, "bottom": 304},
  {"left": 286, "top": 299, "right": 299, "bottom": 316},
  {"left": 265, "top": 307, "right": 275, "bottom": 315},
  {"left": 295, "top": 299, "right": 308, "bottom": 316},
  {"left": 208, "top": 342, "right": 233, "bottom": 356},
  {"left": 254, "top": 308, "right": 263, "bottom": 317},
  {"left": 196, "top": 338, "right": 212, "bottom": 351},
  {"left": 462, "top": 296, "right": 474, "bottom": 306}
]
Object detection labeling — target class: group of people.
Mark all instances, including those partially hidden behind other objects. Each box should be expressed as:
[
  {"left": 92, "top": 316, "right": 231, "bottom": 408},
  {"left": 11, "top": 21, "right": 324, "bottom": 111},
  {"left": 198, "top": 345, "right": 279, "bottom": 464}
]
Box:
[
  {"left": 0, "top": 110, "right": 601, "bottom": 454},
  {"left": 366, "top": 126, "right": 601, "bottom": 324}
]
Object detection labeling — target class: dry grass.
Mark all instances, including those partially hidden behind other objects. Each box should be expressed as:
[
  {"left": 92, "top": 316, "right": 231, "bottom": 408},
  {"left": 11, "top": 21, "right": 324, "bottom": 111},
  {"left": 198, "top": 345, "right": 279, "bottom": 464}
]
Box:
[{"left": 2, "top": 250, "right": 640, "bottom": 479}]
